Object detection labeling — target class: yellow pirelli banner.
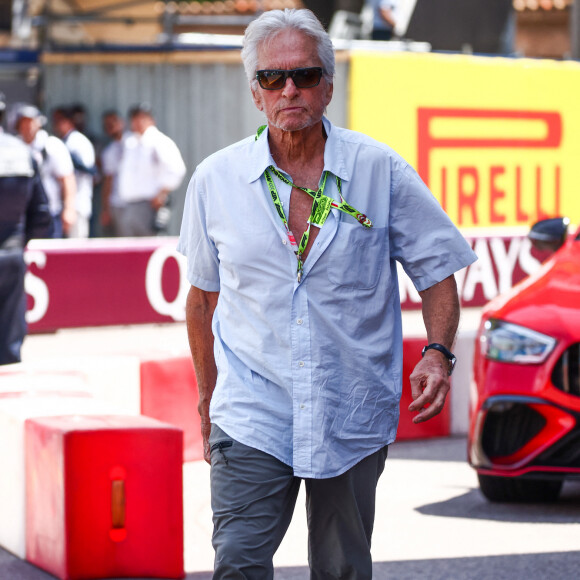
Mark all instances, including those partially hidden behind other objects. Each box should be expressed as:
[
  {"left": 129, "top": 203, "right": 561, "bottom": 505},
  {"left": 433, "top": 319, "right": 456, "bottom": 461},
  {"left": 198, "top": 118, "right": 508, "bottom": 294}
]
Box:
[{"left": 349, "top": 52, "right": 580, "bottom": 228}]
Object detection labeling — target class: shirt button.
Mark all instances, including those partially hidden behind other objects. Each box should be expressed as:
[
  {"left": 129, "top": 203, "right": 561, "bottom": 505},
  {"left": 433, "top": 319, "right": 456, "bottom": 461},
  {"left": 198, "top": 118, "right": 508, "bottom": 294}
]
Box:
[
  {"left": 282, "top": 239, "right": 287, "bottom": 245},
  {"left": 297, "top": 318, "right": 303, "bottom": 325},
  {"left": 300, "top": 404, "right": 306, "bottom": 410},
  {"left": 299, "top": 361, "right": 305, "bottom": 367}
]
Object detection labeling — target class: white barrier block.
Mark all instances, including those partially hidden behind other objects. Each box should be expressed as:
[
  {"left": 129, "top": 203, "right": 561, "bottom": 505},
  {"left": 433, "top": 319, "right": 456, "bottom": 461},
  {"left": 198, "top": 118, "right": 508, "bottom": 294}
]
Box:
[
  {"left": 0, "top": 366, "right": 90, "bottom": 397},
  {"left": 0, "top": 355, "right": 142, "bottom": 415},
  {"left": 0, "top": 394, "right": 122, "bottom": 558},
  {"left": 451, "top": 329, "right": 478, "bottom": 435}
]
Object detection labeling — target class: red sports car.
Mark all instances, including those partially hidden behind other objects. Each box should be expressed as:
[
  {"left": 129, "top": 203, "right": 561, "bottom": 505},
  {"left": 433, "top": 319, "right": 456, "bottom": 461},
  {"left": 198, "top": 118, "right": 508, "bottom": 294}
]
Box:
[{"left": 468, "top": 217, "right": 580, "bottom": 502}]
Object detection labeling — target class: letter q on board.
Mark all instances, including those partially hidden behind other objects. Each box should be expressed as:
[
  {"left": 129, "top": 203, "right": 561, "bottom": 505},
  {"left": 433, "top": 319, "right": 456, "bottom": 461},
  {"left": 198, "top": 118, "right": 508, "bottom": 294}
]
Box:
[{"left": 145, "top": 245, "right": 189, "bottom": 321}]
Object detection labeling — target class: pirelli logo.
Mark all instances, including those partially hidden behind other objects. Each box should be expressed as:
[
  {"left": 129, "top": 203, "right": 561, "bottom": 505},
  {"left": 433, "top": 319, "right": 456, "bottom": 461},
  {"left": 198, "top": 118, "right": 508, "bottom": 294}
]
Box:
[{"left": 417, "top": 108, "right": 563, "bottom": 226}]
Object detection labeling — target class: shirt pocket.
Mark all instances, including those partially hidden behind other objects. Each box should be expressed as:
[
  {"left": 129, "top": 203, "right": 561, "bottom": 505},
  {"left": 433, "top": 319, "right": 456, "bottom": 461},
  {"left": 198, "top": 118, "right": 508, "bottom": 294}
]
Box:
[{"left": 327, "top": 224, "right": 385, "bottom": 290}]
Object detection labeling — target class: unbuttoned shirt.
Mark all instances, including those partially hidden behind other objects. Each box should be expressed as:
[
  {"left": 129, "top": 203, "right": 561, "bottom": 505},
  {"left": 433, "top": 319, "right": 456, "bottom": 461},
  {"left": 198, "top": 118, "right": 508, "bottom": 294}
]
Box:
[{"left": 177, "top": 117, "right": 477, "bottom": 479}]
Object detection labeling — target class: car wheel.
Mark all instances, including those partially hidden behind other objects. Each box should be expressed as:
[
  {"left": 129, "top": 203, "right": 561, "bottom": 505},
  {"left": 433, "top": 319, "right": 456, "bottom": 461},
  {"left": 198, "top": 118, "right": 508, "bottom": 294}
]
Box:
[{"left": 478, "top": 474, "right": 563, "bottom": 503}]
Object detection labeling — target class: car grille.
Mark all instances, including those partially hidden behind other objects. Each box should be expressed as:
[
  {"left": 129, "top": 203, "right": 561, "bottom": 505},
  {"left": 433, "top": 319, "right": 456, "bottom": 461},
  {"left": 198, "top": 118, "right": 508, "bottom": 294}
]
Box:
[
  {"left": 552, "top": 343, "right": 580, "bottom": 396},
  {"left": 481, "top": 402, "right": 546, "bottom": 459},
  {"left": 532, "top": 426, "right": 580, "bottom": 468}
]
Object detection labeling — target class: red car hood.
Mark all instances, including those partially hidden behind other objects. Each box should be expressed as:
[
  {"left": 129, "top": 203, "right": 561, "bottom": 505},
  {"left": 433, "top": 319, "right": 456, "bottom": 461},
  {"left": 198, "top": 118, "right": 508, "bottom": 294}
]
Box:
[{"left": 482, "top": 235, "right": 580, "bottom": 341}]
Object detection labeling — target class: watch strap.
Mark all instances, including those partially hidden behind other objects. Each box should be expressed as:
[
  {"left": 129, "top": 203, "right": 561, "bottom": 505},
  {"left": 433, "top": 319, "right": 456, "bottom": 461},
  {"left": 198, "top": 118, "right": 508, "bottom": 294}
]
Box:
[{"left": 422, "top": 343, "right": 456, "bottom": 375}]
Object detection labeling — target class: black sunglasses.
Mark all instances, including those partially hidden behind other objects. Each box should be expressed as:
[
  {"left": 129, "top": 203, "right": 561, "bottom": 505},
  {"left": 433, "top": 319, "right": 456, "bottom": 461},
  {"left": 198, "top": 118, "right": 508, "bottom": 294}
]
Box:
[{"left": 256, "top": 67, "right": 324, "bottom": 90}]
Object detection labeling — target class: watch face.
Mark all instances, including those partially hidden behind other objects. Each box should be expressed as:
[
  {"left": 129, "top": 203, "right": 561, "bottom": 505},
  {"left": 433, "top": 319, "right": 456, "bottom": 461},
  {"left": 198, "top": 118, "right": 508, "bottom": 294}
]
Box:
[{"left": 448, "top": 357, "right": 457, "bottom": 375}]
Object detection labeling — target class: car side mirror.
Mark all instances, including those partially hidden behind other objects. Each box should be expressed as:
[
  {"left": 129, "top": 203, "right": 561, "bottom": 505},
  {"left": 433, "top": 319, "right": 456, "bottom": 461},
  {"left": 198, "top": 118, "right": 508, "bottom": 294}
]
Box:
[{"left": 528, "top": 217, "right": 570, "bottom": 253}]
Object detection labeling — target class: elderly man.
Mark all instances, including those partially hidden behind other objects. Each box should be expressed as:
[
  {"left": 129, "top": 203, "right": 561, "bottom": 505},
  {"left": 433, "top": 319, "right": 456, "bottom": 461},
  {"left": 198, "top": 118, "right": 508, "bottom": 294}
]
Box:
[{"left": 178, "top": 9, "right": 476, "bottom": 579}]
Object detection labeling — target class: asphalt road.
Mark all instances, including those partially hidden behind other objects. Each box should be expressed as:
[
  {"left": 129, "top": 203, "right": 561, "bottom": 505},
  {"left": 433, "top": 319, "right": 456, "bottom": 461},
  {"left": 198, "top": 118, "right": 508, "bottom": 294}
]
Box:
[{"left": 2, "top": 436, "right": 580, "bottom": 579}]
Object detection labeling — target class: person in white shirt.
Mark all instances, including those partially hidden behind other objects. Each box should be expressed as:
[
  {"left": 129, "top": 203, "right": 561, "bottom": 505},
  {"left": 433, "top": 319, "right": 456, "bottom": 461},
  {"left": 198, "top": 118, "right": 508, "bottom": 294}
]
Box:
[
  {"left": 99, "top": 110, "right": 128, "bottom": 237},
  {"left": 116, "top": 103, "right": 186, "bottom": 236},
  {"left": 15, "top": 105, "right": 76, "bottom": 238},
  {"left": 366, "top": 0, "right": 397, "bottom": 40},
  {"left": 52, "top": 106, "right": 96, "bottom": 238}
]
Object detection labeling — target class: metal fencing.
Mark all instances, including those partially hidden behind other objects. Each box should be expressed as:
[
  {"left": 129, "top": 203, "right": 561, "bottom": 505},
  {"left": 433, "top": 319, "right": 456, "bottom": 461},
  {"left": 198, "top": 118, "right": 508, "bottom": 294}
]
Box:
[{"left": 42, "top": 50, "right": 349, "bottom": 234}]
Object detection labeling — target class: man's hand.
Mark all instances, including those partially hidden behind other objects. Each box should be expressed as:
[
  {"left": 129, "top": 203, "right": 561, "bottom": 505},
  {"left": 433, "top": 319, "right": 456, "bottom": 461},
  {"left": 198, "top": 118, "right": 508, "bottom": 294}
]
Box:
[
  {"left": 151, "top": 189, "right": 169, "bottom": 210},
  {"left": 379, "top": 6, "right": 396, "bottom": 28},
  {"left": 408, "top": 349, "right": 451, "bottom": 423},
  {"left": 186, "top": 286, "right": 219, "bottom": 466},
  {"left": 61, "top": 205, "right": 77, "bottom": 235},
  {"left": 59, "top": 174, "right": 77, "bottom": 235},
  {"left": 101, "top": 208, "right": 112, "bottom": 227},
  {"left": 410, "top": 275, "right": 459, "bottom": 423}
]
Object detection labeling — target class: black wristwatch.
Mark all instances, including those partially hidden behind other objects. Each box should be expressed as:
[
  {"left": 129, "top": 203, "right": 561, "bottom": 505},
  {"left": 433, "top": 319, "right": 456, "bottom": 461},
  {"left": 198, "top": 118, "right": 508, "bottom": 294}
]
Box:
[{"left": 421, "top": 343, "right": 457, "bottom": 375}]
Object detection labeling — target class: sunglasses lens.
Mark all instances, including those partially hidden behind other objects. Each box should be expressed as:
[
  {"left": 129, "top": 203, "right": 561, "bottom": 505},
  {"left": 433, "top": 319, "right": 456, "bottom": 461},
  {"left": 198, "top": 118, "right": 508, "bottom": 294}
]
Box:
[
  {"left": 257, "top": 68, "right": 323, "bottom": 90},
  {"left": 258, "top": 71, "right": 286, "bottom": 90},
  {"left": 293, "top": 68, "right": 322, "bottom": 88}
]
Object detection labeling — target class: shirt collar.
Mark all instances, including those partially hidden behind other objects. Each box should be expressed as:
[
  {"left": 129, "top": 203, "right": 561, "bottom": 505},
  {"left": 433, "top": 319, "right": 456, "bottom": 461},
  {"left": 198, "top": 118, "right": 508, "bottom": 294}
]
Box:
[
  {"left": 247, "top": 116, "right": 350, "bottom": 184},
  {"left": 247, "top": 124, "right": 274, "bottom": 183},
  {"left": 321, "top": 117, "right": 350, "bottom": 183}
]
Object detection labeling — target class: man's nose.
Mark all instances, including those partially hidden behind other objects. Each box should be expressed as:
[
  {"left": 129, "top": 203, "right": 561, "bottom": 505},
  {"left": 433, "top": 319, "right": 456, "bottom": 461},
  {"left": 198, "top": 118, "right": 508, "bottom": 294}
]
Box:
[{"left": 281, "top": 77, "right": 300, "bottom": 97}]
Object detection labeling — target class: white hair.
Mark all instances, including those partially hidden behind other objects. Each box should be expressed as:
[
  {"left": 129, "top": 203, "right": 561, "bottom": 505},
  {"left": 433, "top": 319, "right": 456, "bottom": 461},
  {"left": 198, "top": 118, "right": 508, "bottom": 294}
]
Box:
[{"left": 241, "top": 9, "right": 335, "bottom": 89}]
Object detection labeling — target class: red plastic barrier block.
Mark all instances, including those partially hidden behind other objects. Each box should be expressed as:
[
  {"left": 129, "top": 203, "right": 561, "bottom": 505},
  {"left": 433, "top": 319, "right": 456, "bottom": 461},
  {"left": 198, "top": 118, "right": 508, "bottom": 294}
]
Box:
[
  {"left": 397, "top": 338, "right": 451, "bottom": 440},
  {"left": 25, "top": 415, "right": 184, "bottom": 580},
  {"left": 140, "top": 355, "right": 203, "bottom": 462}
]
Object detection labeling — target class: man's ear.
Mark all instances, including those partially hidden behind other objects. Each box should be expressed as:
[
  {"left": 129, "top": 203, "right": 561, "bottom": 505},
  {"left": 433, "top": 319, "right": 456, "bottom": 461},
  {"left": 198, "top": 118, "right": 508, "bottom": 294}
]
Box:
[
  {"left": 251, "top": 85, "right": 264, "bottom": 112},
  {"left": 324, "top": 81, "right": 334, "bottom": 109}
]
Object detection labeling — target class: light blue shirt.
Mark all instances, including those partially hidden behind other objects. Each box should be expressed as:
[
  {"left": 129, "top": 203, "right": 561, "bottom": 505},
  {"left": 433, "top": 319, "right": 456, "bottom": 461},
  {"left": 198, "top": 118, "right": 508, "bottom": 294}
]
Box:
[
  {"left": 366, "top": 0, "right": 397, "bottom": 31},
  {"left": 177, "top": 117, "right": 476, "bottom": 478}
]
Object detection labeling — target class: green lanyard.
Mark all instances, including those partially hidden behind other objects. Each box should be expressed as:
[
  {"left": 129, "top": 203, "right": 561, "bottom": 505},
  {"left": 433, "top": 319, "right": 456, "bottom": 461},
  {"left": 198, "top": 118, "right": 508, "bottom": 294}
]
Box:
[
  {"left": 264, "top": 167, "right": 326, "bottom": 283},
  {"left": 268, "top": 166, "right": 372, "bottom": 228},
  {"left": 257, "top": 125, "right": 373, "bottom": 283}
]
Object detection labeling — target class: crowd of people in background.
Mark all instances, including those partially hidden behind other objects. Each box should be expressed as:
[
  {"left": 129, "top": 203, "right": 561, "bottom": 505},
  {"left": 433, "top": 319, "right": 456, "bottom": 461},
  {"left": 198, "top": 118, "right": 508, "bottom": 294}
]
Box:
[
  {"left": 5, "top": 100, "right": 186, "bottom": 239},
  {"left": 0, "top": 96, "right": 186, "bottom": 363}
]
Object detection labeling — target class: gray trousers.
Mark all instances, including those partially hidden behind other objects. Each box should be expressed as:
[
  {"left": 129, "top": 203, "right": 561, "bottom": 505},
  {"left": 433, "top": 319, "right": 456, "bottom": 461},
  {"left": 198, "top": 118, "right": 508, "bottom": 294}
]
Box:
[
  {"left": 111, "top": 201, "right": 156, "bottom": 237},
  {"left": 209, "top": 424, "right": 388, "bottom": 580}
]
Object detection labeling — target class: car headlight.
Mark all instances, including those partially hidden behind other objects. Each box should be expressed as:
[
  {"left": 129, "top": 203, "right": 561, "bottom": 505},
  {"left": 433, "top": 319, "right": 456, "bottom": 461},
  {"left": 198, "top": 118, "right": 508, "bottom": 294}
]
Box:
[{"left": 480, "top": 319, "right": 557, "bottom": 364}]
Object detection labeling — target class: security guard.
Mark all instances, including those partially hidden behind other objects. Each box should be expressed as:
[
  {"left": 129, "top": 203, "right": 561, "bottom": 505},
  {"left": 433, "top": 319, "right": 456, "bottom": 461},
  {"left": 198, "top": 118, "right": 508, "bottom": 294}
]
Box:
[{"left": 0, "top": 93, "right": 53, "bottom": 365}]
